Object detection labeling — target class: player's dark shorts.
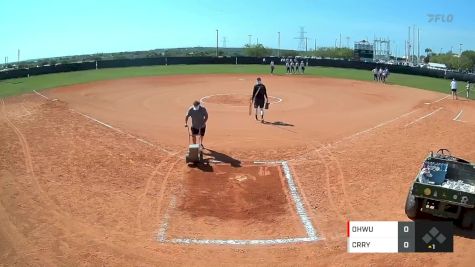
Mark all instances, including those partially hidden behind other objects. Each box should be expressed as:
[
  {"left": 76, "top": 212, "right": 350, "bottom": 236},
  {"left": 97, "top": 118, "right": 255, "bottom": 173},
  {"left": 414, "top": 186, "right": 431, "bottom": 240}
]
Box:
[
  {"left": 254, "top": 98, "right": 265, "bottom": 108},
  {"left": 451, "top": 89, "right": 457, "bottom": 92},
  {"left": 191, "top": 126, "right": 206, "bottom": 136}
]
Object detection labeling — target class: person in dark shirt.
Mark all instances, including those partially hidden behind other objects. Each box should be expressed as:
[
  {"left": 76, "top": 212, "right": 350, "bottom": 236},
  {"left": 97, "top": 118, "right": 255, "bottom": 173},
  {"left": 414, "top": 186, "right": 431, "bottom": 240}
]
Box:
[
  {"left": 250, "top": 77, "right": 268, "bottom": 122},
  {"left": 185, "top": 100, "right": 208, "bottom": 148}
]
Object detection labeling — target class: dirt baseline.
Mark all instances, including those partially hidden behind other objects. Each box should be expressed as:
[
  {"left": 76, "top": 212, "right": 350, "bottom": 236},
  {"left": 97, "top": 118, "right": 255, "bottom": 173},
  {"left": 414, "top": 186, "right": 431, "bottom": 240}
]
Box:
[{"left": 1, "top": 74, "right": 475, "bottom": 266}]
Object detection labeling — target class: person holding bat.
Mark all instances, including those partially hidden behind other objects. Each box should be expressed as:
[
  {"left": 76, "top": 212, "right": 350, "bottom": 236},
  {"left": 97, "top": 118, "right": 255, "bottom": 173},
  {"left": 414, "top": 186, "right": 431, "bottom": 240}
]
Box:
[{"left": 250, "top": 77, "right": 269, "bottom": 122}]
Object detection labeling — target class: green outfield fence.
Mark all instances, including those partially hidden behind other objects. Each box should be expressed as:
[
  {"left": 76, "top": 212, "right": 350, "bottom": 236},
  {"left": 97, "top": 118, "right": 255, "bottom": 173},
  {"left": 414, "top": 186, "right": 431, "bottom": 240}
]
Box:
[{"left": 1, "top": 56, "right": 474, "bottom": 82}]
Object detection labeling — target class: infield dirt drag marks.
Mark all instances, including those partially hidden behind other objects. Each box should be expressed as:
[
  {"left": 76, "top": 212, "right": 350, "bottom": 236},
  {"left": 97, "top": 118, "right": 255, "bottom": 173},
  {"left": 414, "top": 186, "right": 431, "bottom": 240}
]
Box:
[
  {"left": 135, "top": 154, "right": 181, "bottom": 230},
  {"left": 4, "top": 79, "right": 475, "bottom": 265},
  {"left": 0, "top": 97, "right": 183, "bottom": 265}
]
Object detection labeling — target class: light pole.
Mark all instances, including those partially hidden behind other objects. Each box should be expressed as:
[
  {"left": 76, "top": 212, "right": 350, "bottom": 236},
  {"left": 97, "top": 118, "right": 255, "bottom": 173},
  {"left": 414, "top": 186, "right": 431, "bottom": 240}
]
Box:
[
  {"left": 459, "top": 43, "right": 463, "bottom": 70},
  {"left": 216, "top": 29, "right": 219, "bottom": 57},
  {"left": 278, "top": 32, "right": 280, "bottom": 57},
  {"left": 248, "top": 35, "right": 252, "bottom": 46}
]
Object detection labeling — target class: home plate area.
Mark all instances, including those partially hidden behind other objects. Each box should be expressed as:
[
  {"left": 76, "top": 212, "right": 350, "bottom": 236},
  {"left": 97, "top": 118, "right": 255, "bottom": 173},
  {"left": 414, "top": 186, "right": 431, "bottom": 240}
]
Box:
[{"left": 157, "top": 161, "right": 319, "bottom": 245}]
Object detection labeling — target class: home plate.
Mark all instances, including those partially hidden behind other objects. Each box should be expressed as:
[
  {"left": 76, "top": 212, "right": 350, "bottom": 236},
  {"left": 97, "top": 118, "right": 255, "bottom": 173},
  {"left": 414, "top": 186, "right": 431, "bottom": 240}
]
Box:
[{"left": 160, "top": 163, "right": 312, "bottom": 241}]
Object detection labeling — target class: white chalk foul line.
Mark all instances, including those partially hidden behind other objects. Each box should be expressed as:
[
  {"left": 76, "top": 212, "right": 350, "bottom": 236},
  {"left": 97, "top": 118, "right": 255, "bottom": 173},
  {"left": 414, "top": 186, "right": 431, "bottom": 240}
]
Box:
[
  {"left": 432, "top": 95, "right": 449, "bottom": 104},
  {"left": 157, "top": 196, "right": 176, "bottom": 242},
  {"left": 169, "top": 237, "right": 316, "bottom": 245},
  {"left": 333, "top": 109, "right": 419, "bottom": 146},
  {"left": 288, "top": 109, "right": 420, "bottom": 163},
  {"left": 453, "top": 110, "right": 463, "bottom": 121},
  {"left": 157, "top": 161, "right": 319, "bottom": 245},
  {"left": 200, "top": 93, "right": 283, "bottom": 104},
  {"left": 404, "top": 107, "right": 443, "bottom": 127},
  {"left": 71, "top": 109, "right": 177, "bottom": 156},
  {"left": 31, "top": 93, "right": 179, "bottom": 156},
  {"left": 33, "top": 90, "right": 49, "bottom": 100},
  {"left": 280, "top": 161, "right": 318, "bottom": 240},
  {"left": 72, "top": 109, "right": 124, "bottom": 134}
]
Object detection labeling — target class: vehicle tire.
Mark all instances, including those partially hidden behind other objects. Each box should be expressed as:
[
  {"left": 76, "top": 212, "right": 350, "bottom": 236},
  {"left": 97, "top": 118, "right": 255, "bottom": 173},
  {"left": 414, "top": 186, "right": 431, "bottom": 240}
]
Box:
[
  {"left": 405, "top": 190, "right": 421, "bottom": 219},
  {"left": 461, "top": 209, "right": 475, "bottom": 229}
]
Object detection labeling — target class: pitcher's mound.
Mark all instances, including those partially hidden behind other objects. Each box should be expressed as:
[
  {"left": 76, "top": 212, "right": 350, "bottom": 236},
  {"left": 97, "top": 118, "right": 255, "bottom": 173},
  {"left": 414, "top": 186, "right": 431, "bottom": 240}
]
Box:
[{"left": 201, "top": 94, "right": 281, "bottom": 106}]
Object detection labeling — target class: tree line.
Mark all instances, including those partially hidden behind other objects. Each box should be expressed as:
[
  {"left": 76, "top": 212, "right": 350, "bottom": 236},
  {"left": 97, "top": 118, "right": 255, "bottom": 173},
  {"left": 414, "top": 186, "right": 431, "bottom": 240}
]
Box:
[{"left": 425, "top": 49, "right": 475, "bottom": 71}]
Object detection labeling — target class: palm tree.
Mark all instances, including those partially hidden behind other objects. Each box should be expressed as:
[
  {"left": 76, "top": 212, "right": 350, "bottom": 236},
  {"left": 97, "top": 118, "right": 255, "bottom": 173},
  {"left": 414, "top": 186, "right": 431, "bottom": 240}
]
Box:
[{"left": 424, "top": 48, "right": 433, "bottom": 56}]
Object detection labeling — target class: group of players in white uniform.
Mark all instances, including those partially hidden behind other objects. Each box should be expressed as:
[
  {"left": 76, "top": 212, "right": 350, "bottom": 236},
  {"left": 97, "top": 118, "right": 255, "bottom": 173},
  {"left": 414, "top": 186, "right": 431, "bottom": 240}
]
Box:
[
  {"left": 370, "top": 66, "right": 472, "bottom": 100},
  {"left": 372, "top": 67, "right": 390, "bottom": 83},
  {"left": 283, "top": 58, "right": 306, "bottom": 74},
  {"left": 269, "top": 58, "right": 307, "bottom": 74}
]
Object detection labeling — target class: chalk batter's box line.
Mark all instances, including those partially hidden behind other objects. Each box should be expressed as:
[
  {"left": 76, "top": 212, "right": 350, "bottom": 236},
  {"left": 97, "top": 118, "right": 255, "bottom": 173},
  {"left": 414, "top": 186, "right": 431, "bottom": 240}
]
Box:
[{"left": 157, "top": 160, "right": 319, "bottom": 245}]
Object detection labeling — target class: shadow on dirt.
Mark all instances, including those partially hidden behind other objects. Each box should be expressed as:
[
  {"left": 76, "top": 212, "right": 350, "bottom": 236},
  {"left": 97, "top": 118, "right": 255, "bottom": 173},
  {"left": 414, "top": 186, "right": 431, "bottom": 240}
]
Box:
[
  {"left": 188, "top": 149, "right": 241, "bottom": 171},
  {"left": 262, "top": 121, "right": 294, "bottom": 127},
  {"left": 453, "top": 227, "right": 475, "bottom": 239},
  {"left": 204, "top": 149, "right": 241, "bottom": 167},
  {"left": 262, "top": 120, "right": 297, "bottom": 133},
  {"left": 188, "top": 161, "right": 214, "bottom": 172}
]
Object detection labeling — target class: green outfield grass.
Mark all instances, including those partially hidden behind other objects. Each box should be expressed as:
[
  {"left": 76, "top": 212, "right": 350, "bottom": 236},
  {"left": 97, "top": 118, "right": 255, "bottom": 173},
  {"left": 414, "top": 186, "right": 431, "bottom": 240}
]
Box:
[{"left": 0, "top": 64, "right": 467, "bottom": 98}]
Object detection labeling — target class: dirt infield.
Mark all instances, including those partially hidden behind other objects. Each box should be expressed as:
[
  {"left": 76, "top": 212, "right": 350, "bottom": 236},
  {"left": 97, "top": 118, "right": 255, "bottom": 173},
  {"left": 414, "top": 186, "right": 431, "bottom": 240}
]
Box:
[{"left": 1, "top": 74, "right": 475, "bottom": 266}]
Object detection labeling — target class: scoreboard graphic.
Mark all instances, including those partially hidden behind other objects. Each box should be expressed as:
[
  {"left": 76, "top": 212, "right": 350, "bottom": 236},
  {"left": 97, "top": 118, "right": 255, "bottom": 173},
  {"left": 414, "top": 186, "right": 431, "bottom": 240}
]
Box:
[{"left": 347, "top": 221, "right": 453, "bottom": 253}]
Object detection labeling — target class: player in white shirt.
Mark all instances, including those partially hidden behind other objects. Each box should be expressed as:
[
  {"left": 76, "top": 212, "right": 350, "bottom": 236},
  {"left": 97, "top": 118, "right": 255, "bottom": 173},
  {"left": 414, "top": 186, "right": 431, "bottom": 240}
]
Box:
[
  {"left": 466, "top": 81, "right": 471, "bottom": 99},
  {"left": 378, "top": 68, "right": 383, "bottom": 82},
  {"left": 450, "top": 78, "right": 458, "bottom": 100},
  {"left": 372, "top": 67, "right": 378, "bottom": 81},
  {"left": 381, "top": 68, "right": 388, "bottom": 83},
  {"left": 300, "top": 61, "right": 305, "bottom": 74}
]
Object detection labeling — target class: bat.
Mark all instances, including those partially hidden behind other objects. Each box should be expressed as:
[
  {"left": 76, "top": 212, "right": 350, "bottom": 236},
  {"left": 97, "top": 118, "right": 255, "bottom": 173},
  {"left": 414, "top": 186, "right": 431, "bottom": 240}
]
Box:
[{"left": 248, "top": 99, "right": 252, "bottom": 116}]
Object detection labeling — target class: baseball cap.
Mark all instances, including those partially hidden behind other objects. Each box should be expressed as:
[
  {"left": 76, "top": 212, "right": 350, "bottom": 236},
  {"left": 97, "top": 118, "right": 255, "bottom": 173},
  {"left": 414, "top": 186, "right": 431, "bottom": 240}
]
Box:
[{"left": 193, "top": 100, "right": 200, "bottom": 106}]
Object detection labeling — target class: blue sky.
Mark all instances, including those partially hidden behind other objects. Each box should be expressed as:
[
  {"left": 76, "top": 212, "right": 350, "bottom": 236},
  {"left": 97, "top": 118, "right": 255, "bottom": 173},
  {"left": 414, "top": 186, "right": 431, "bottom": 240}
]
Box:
[{"left": 1, "top": 0, "right": 474, "bottom": 61}]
